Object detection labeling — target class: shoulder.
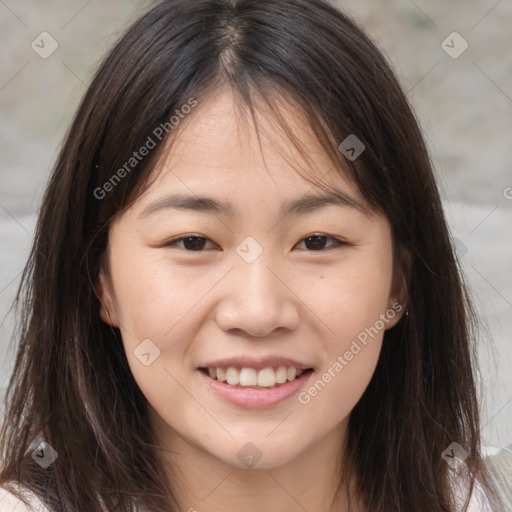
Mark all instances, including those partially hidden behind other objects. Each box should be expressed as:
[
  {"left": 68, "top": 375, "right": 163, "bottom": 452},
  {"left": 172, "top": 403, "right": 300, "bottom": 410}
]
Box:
[{"left": 0, "top": 483, "right": 49, "bottom": 512}]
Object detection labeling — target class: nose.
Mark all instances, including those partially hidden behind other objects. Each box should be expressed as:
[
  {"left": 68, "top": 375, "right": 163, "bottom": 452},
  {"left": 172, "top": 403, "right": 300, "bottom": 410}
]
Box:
[{"left": 214, "top": 254, "right": 300, "bottom": 338}]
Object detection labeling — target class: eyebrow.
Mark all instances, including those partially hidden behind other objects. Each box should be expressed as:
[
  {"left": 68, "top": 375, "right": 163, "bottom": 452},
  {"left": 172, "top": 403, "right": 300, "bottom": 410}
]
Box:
[{"left": 139, "top": 189, "right": 368, "bottom": 219}]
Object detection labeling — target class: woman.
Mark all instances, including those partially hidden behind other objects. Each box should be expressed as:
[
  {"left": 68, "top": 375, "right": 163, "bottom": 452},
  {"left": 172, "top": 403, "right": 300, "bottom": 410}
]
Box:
[{"left": 0, "top": 0, "right": 506, "bottom": 510}]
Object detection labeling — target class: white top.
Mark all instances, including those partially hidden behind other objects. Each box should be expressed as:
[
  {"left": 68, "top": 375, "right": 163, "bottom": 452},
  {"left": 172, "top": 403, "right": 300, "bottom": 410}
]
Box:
[
  {"left": 451, "top": 475, "right": 494, "bottom": 511},
  {"left": 0, "top": 484, "right": 48, "bottom": 512},
  {"left": 0, "top": 477, "right": 495, "bottom": 512}
]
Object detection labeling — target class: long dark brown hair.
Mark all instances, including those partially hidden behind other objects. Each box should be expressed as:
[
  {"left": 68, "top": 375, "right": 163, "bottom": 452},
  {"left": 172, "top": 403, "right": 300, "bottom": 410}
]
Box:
[{"left": 0, "top": 0, "right": 504, "bottom": 510}]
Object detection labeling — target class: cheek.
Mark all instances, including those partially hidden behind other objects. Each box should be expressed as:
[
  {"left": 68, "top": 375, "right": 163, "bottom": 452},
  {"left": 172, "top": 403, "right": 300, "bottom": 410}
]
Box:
[
  {"left": 108, "top": 253, "right": 202, "bottom": 413},
  {"left": 108, "top": 249, "right": 223, "bottom": 394},
  {"left": 110, "top": 250, "right": 208, "bottom": 339},
  {"left": 297, "top": 285, "right": 386, "bottom": 426},
  {"left": 300, "top": 247, "right": 394, "bottom": 339},
  {"left": 295, "top": 244, "right": 392, "bottom": 407}
]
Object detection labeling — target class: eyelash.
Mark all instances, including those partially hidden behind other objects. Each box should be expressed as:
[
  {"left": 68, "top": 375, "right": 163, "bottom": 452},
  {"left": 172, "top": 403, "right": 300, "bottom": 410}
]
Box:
[{"left": 162, "top": 233, "right": 347, "bottom": 252}]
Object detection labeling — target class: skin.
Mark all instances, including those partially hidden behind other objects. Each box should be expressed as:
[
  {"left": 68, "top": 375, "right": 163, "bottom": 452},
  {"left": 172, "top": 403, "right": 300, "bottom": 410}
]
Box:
[{"left": 97, "top": 86, "right": 407, "bottom": 512}]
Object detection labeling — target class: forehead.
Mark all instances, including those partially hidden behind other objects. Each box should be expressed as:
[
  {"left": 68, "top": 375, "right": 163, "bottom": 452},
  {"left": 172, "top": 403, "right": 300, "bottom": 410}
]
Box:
[{"left": 146, "top": 86, "right": 365, "bottom": 204}]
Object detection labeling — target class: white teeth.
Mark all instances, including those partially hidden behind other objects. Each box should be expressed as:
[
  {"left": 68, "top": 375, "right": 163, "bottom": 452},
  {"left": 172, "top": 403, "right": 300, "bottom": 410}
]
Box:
[
  {"left": 239, "top": 368, "right": 257, "bottom": 386},
  {"left": 257, "top": 367, "right": 276, "bottom": 387},
  {"left": 275, "top": 366, "right": 287, "bottom": 383},
  {"left": 226, "top": 367, "right": 239, "bottom": 385},
  {"left": 216, "top": 367, "right": 227, "bottom": 382},
  {"left": 204, "top": 365, "right": 309, "bottom": 388}
]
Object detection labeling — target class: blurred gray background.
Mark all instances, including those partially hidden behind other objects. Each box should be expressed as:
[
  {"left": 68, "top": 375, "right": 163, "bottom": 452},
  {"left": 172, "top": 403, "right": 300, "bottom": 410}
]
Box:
[{"left": 0, "top": 0, "right": 511, "bottom": 450}]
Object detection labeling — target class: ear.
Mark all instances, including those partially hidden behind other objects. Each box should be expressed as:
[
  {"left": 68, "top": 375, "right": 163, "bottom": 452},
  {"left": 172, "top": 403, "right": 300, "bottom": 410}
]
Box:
[
  {"left": 96, "top": 266, "right": 120, "bottom": 328},
  {"left": 385, "top": 247, "right": 411, "bottom": 329}
]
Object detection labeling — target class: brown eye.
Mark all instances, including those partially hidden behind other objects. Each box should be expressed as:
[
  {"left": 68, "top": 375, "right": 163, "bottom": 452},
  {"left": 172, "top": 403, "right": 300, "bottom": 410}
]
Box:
[
  {"left": 296, "top": 235, "right": 345, "bottom": 251},
  {"left": 164, "top": 236, "right": 216, "bottom": 251}
]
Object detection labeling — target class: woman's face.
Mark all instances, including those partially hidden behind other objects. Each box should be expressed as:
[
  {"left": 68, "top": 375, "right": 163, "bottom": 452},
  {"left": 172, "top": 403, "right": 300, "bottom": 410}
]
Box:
[{"left": 98, "top": 88, "right": 405, "bottom": 471}]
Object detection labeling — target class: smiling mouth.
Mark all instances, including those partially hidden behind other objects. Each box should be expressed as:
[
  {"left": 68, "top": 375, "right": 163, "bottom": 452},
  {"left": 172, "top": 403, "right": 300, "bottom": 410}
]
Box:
[{"left": 198, "top": 366, "right": 314, "bottom": 389}]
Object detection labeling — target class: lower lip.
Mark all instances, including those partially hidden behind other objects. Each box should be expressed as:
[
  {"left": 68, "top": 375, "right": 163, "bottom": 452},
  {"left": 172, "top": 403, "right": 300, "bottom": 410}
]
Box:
[{"left": 197, "top": 369, "right": 314, "bottom": 409}]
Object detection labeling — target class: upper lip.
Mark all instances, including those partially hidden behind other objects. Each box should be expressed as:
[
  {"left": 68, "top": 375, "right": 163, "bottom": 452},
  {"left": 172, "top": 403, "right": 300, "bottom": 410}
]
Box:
[{"left": 198, "top": 356, "right": 313, "bottom": 371}]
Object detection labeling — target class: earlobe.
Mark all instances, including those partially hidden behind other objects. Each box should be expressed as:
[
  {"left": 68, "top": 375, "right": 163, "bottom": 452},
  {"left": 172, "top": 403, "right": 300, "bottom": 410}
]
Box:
[
  {"left": 386, "top": 248, "right": 411, "bottom": 329},
  {"left": 385, "top": 297, "right": 407, "bottom": 329},
  {"left": 96, "top": 267, "right": 120, "bottom": 327}
]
